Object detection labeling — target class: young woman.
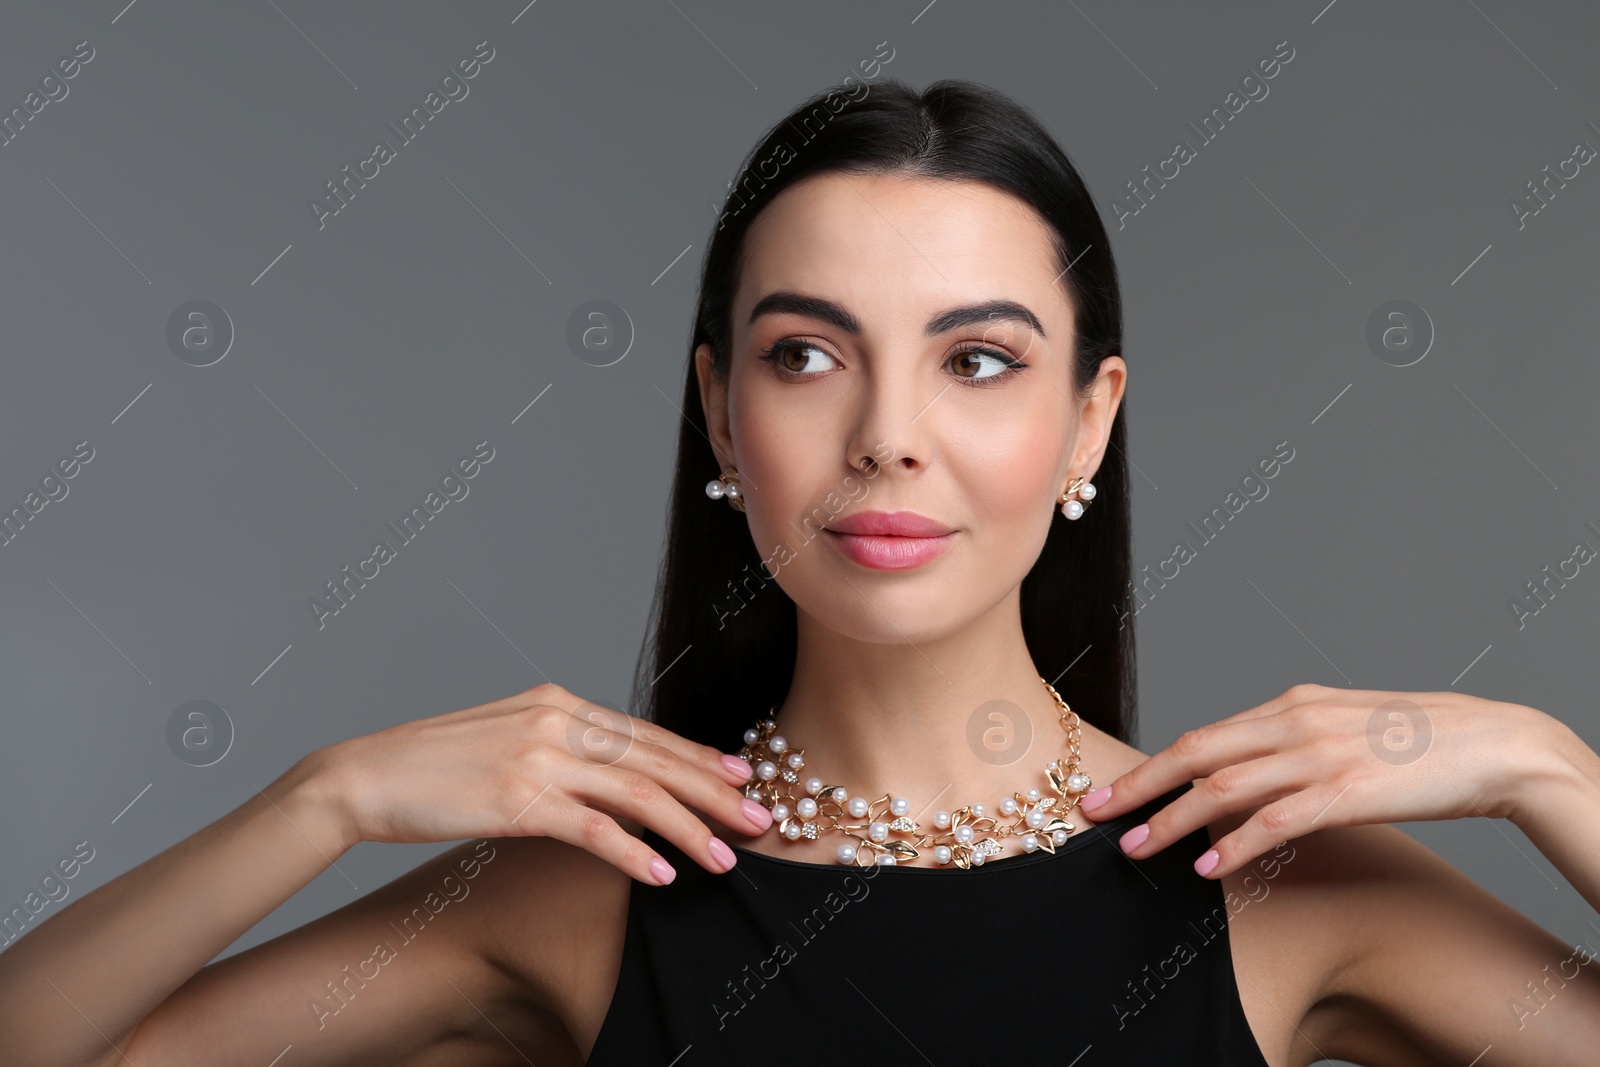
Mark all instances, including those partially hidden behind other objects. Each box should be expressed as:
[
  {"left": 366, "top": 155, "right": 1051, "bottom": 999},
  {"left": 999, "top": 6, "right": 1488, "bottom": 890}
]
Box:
[{"left": 3, "top": 78, "right": 1598, "bottom": 1066}]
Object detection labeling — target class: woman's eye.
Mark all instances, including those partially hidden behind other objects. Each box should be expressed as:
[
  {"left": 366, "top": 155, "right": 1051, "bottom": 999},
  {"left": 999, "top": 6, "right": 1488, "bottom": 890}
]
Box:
[
  {"left": 759, "top": 339, "right": 1027, "bottom": 385},
  {"left": 760, "top": 340, "right": 838, "bottom": 375},
  {"left": 949, "top": 347, "right": 1024, "bottom": 382}
]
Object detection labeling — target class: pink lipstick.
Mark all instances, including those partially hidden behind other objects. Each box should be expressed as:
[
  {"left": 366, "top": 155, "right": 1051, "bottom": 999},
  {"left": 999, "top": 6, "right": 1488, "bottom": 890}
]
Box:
[{"left": 823, "top": 510, "right": 956, "bottom": 570}]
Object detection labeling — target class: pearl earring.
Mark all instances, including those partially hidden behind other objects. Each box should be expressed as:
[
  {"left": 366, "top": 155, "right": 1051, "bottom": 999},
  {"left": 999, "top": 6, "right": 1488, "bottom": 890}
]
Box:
[
  {"left": 705, "top": 466, "right": 746, "bottom": 512},
  {"left": 1058, "top": 475, "right": 1097, "bottom": 520}
]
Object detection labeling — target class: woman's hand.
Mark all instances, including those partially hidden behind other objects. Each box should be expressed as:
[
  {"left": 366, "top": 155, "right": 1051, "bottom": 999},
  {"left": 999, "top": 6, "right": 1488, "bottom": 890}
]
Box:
[
  {"left": 1075, "top": 683, "right": 1573, "bottom": 880},
  {"left": 309, "top": 682, "right": 770, "bottom": 885}
]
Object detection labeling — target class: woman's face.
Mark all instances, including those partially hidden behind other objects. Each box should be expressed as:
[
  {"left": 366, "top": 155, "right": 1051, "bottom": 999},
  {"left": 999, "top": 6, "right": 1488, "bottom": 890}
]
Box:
[{"left": 697, "top": 171, "right": 1125, "bottom": 644}]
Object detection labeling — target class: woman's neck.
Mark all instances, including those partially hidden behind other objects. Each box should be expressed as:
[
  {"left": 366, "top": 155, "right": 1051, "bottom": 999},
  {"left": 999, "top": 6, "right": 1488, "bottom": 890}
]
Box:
[{"left": 771, "top": 596, "right": 1074, "bottom": 819}]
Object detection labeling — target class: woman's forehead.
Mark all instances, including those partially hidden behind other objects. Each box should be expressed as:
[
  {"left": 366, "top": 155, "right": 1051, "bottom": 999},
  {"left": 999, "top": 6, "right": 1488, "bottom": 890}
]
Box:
[{"left": 734, "top": 172, "right": 1071, "bottom": 340}]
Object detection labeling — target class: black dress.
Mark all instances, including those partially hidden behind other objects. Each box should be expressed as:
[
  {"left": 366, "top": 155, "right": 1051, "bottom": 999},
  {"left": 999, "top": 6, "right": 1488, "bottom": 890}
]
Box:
[{"left": 587, "top": 781, "right": 1272, "bottom": 1065}]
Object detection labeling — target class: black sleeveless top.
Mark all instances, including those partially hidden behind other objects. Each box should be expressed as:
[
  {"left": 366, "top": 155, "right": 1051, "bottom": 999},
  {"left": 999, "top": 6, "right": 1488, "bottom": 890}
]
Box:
[{"left": 588, "top": 782, "right": 1270, "bottom": 1065}]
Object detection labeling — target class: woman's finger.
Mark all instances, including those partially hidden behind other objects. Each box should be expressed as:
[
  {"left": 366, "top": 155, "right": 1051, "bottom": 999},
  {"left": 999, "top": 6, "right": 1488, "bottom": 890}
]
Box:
[
  {"left": 563, "top": 756, "right": 750, "bottom": 876},
  {"left": 600, "top": 730, "right": 773, "bottom": 840},
  {"left": 1195, "top": 779, "right": 1362, "bottom": 879},
  {"left": 543, "top": 693, "right": 755, "bottom": 788},
  {"left": 1079, "top": 712, "right": 1297, "bottom": 822},
  {"left": 1116, "top": 751, "right": 1317, "bottom": 862},
  {"left": 533, "top": 799, "right": 687, "bottom": 886}
]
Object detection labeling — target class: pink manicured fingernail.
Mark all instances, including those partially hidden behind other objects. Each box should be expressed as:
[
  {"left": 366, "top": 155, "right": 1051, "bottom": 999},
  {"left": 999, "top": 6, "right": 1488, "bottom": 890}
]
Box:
[
  {"left": 1080, "top": 785, "right": 1112, "bottom": 812},
  {"left": 1194, "top": 849, "right": 1220, "bottom": 877},
  {"left": 649, "top": 857, "right": 677, "bottom": 885},
  {"left": 1119, "top": 823, "right": 1150, "bottom": 854},
  {"left": 721, "top": 754, "right": 753, "bottom": 780},
  {"left": 708, "top": 837, "right": 737, "bottom": 872},
  {"left": 741, "top": 797, "right": 773, "bottom": 830}
]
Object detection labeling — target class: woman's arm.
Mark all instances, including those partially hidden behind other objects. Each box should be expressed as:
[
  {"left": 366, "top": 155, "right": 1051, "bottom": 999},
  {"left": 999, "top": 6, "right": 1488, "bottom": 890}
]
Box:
[
  {"left": 1078, "top": 684, "right": 1600, "bottom": 1062},
  {"left": 1221, "top": 819, "right": 1600, "bottom": 1066},
  {"left": 1505, "top": 715, "right": 1600, "bottom": 913},
  {"left": 0, "top": 757, "right": 343, "bottom": 1062},
  {"left": 0, "top": 755, "right": 510, "bottom": 1066},
  {"left": 0, "top": 682, "right": 764, "bottom": 1066}
]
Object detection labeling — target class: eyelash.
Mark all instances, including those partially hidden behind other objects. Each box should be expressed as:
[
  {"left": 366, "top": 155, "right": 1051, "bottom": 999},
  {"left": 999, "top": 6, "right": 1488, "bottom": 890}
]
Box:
[{"left": 756, "top": 338, "right": 1030, "bottom": 388}]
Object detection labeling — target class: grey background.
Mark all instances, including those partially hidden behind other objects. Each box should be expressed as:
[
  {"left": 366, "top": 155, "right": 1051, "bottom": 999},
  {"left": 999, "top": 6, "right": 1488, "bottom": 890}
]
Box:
[{"left": 2, "top": 1, "right": 1597, "bottom": 1062}]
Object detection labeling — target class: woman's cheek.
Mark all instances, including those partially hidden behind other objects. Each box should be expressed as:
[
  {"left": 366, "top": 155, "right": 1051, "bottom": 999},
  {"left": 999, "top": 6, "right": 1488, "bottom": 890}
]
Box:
[
  {"left": 738, "top": 464, "right": 814, "bottom": 567},
  {"left": 959, "top": 432, "right": 1062, "bottom": 516}
]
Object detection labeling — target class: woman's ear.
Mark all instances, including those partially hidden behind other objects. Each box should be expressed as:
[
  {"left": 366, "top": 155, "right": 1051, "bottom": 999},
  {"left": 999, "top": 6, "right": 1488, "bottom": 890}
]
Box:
[
  {"left": 1072, "top": 354, "right": 1127, "bottom": 476},
  {"left": 695, "top": 342, "right": 736, "bottom": 469}
]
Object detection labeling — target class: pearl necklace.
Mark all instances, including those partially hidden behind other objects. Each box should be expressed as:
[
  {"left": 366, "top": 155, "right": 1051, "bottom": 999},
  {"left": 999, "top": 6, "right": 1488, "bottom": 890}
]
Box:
[{"left": 737, "top": 676, "right": 1093, "bottom": 869}]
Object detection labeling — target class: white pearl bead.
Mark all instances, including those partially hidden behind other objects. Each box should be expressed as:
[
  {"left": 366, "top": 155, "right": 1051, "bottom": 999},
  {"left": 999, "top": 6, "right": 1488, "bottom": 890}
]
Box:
[
  {"left": 999, "top": 798, "right": 1017, "bottom": 816},
  {"left": 954, "top": 825, "right": 974, "bottom": 844},
  {"left": 1063, "top": 499, "right": 1084, "bottom": 519},
  {"left": 1053, "top": 829, "right": 1069, "bottom": 845},
  {"left": 1048, "top": 760, "right": 1060, "bottom": 770},
  {"left": 836, "top": 843, "right": 856, "bottom": 864},
  {"left": 1026, "top": 788, "right": 1041, "bottom": 802},
  {"left": 1067, "top": 773, "right": 1089, "bottom": 793},
  {"left": 725, "top": 482, "right": 741, "bottom": 501},
  {"left": 875, "top": 854, "right": 897, "bottom": 865},
  {"left": 848, "top": 797, "right": 869, "bottom": 819},
  {"left": 805, "top": 777, "right": 823, "bottom": 796},
  {"left": 756, "top": 760, "right": 777, "bottom": 781},
  {"left": 1026, "top": 810, "right": 1044, "bottom": 829},
  {"left": 706, "top": 480, "right": 726, "bottom": 499},
  {"left": 972, "top": 803, "right": 985, "bottom": 818},
  {"left": 1022, "top": 833, "right": 1039, "bottom": 852},
  {"left": 934, "top": 845, "right": 952, "bottom": 864},
  {"left": 933, "top": 811, "right": 950, "bottom": 829},
  {"left": 743, "top": 728, "right": 758, "bottom": 746},
  {"left": 769, "top": 735, "right": 787, "bottom": 754},
  {"left": 784, "top": 822, "right": 802, "bottom": 839},
  {"left": 772, "top": 803, "right": 790, "bottom": 822},
  {"left": 830, "top": 787, "right": 848, "bottom": 804},
  {"left": 868, "top": 821, "right": 889, "bottom": 842},
  {"left": 786, "top": 752, "right": 804, "bottom": 768},
  {"left": 796, "top": 797, "right": 818, "bottom": 819},
  {"left": 890, "top": 796, "right": 909, "bottom": 816},
  {"left": 1080, "top": 482, "right": 1096, "bottom": 500},
  {"left": 971, "top": 850, "right": 986, "bottom": 865}
]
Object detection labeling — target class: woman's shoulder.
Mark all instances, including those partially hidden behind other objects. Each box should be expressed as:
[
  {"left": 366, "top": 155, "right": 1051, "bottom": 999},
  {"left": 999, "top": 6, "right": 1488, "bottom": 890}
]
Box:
[
  {"left": 1089, "top": 719, "right": 1553, "bottom": 1063},
  {"left": 1204, "top": 802, "right": 1493, "bottom": 1063},
  {"left": 455, "top": 829, "right": 635, "bottom": 1059},
  {"left": 1079, "top": 727, "right": 1359, "bottom": 1060}
]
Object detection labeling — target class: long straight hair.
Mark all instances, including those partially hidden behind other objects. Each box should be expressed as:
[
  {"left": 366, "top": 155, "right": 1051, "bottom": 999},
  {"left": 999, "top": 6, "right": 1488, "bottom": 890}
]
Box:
[{"left": 630, "top": 77, "right": 1136, "bottom": 750}]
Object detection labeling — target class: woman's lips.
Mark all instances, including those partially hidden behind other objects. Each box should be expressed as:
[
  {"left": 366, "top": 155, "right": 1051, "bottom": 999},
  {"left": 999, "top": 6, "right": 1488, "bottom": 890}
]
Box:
[{"left": 823, "top": 529, "right": 956, "bottom": 570}]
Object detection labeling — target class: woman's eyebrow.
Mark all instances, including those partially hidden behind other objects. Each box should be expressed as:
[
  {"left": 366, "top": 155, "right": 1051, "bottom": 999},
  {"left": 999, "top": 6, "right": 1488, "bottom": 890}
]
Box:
[
  {"left": 747, "top": 291, "right": 1046, "bottom": 340},
  {"left": 928, "top": 300, "right": 1047, "bottom": 339}
]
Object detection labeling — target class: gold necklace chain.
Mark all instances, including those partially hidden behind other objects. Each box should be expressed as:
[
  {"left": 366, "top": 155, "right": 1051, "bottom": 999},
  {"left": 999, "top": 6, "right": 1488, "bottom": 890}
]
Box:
[{"left": 737, "top": 676, "right": 1092, "bottom": 869}]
